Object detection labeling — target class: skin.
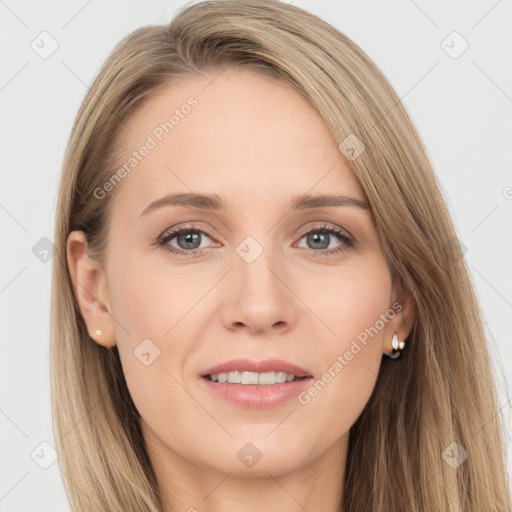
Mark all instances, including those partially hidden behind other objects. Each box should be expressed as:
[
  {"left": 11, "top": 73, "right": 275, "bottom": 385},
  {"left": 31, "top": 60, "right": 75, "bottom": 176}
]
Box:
[{"left": 67, "top": 68, "right": 415, "bottom": 512}]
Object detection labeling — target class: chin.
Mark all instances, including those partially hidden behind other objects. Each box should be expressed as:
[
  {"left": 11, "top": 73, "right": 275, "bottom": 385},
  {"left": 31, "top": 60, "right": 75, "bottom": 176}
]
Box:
[{"left": 196, "top": 437, "right": 314, "bottom": 477}]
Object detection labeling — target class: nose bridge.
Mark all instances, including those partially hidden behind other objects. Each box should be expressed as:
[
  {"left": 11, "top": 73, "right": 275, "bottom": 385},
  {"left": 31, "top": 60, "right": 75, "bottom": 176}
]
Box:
[
  {"left": 221, "top": 231, "right": 296, "bottom": 334},
  {"left": 238, "top": 239, "right": 279, "bottom": 295}
]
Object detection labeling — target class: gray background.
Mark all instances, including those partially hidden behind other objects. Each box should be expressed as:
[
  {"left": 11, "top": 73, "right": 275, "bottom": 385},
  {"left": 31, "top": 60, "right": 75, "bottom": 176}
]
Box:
[{"left": 1, "top": 0, "right": 511, "bottom": 510}]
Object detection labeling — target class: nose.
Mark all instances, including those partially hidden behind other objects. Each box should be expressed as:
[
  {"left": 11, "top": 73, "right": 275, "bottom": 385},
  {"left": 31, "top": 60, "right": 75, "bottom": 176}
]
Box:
[{"left": 220, "top": 243, "right": 298, "bottom": 336}]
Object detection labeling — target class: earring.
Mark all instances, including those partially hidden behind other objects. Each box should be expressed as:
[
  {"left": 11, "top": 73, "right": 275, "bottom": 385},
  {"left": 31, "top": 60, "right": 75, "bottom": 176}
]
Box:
[
  {"left": 386, "top": 333, "right": 405, "bottom": 359},
  {"left": 91, "top": 329, "right": 103, "bottom": 341}
]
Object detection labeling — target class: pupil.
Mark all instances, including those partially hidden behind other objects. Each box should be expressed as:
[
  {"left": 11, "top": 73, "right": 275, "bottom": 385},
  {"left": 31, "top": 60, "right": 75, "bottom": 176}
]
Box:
[
  {"left": 178, "top": 231, "right": 200, "bottom": 249},
  {"left": 308, "top": 232, "right": 329, "bottom": 250}
]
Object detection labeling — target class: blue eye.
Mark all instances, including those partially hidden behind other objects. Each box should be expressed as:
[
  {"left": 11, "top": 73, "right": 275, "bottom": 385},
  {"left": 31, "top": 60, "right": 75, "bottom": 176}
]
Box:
[
  {"left": 296, "top": 224, "right": 354, "bottom": 255},
  {"left": 157, "top": 225, "right": 214, "bottom": 257},
  {"left": 156, "top": 223, "right": 354, "bottom": 257}
]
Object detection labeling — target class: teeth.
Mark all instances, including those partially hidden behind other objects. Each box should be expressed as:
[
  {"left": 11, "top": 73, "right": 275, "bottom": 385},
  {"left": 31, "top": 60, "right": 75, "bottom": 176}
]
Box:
[
  {"left": 257, "top": 372, "right": 276, "bottom": 385},
  {"left": 276, "top": 371, "right": 288, "bottom": 383},
  {"left": 227, "top": 371, "right": 241, "bottom": 384},
  {"left": 209, "top": 371, "right": 301, "bottom": 385},
  {"left": 241, "top": 371, "right": 259, "bottom": 384}
]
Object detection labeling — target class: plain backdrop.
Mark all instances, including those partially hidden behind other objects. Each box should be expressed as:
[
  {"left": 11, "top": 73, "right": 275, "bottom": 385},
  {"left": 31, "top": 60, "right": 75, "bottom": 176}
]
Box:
[{"left": 1, "top": 0, "right": 511, "bottom": 510}]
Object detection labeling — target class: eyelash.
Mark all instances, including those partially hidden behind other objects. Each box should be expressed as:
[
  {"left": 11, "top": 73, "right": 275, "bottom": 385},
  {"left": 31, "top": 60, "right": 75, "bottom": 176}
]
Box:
[{"left": 155, "top": 222, "right": 354, "bottom": 258}]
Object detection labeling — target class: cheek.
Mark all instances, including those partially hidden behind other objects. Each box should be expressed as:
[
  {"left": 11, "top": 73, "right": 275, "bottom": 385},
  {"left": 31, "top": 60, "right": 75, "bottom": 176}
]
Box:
[
  {"left": 106, "top": 252, "right": 212, "bottom": 400},
  {"left": 295, "top": 258, "right": 391, "bottom": 429},
  {"left": 108, "top": 251, "right": 204, "bottom": 343},
  {"left": 107, "top": 257, "right": 202, "bottom": 440},
  {"left": 298, "top": 255, "right": 392, "bottom": 348}
]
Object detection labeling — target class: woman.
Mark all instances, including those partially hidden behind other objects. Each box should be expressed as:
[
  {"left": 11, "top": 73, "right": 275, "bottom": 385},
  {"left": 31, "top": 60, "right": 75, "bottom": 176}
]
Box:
[{"left": 50, "top": 0, "right": 512, "bottom": 510}]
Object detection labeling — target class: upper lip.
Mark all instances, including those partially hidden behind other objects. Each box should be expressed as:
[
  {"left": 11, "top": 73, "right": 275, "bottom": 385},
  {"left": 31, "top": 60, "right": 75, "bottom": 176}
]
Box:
[{"left": 200, "top": 358, "right": 313, "bottom": 378}]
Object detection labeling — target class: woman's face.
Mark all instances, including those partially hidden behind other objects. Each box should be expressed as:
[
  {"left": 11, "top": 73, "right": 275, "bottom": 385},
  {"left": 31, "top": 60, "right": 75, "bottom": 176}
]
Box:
[{"left": 70, "top": 68, "right": 412, "bottom": 481}]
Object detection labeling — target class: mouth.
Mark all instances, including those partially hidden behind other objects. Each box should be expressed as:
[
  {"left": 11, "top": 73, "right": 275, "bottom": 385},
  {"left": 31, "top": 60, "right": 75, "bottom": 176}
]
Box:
[
  {"left": 198, "top": 365, "right": 314, "bottom": 408},
  {"left": 199, "top": 358, "right": 314, "bottom": 386},
  {"left": 202, "top": 371, "right": 311, "bottom": 385}
]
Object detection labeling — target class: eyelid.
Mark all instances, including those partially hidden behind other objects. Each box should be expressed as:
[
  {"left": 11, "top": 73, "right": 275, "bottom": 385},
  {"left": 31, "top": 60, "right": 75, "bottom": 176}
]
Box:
[
  {"left": 296, "top": 222, "right": 353, "bottom": 241},
  {"left": 157, "top": 222, "right": 216, "bottom": 243}
]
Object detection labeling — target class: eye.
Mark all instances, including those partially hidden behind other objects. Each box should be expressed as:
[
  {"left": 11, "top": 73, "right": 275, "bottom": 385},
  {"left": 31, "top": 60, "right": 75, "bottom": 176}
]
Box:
[
  {"left": 155, "top": 222, "right": 354, "bottom": 257},
  {"left": 157, "top": 224, "right": 216, "bottom": 257},
  {"left": 295, "top": 223, "right": 354, "bottom": 256}
]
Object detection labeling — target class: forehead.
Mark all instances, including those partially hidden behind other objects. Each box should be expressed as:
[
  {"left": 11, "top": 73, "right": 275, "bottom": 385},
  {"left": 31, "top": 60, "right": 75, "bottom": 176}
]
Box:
[{"left": 110, "top": 68, "right": 366, "bottom": 215}]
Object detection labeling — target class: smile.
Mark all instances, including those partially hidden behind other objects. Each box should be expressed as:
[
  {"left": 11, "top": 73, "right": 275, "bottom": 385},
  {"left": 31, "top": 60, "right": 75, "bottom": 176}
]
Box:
[{"left": 204, "top": 370, "right": 307, "bottom": 385}]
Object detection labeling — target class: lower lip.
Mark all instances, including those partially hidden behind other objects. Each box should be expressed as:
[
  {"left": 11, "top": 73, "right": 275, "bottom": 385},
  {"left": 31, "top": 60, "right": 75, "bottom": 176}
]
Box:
[{"left": 199, "top": 376, "right": 313, "bottom": 408}]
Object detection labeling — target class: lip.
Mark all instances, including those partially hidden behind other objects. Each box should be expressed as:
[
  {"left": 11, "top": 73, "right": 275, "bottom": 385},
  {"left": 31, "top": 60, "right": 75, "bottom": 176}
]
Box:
[
  {"left": 200, "top": 358, "right": 313, "bottom": 379},
  {"left": 198, "top": 358, "right": 314, "bottom": 408},
  {"left": 198, "top": 376, "right": 314, "bottom": 408}
]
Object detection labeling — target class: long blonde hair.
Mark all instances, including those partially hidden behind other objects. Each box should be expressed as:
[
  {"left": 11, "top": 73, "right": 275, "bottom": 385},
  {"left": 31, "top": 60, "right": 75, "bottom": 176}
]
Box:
[{"left": 50, "top": 1, "right": 512, "bottom": 510}]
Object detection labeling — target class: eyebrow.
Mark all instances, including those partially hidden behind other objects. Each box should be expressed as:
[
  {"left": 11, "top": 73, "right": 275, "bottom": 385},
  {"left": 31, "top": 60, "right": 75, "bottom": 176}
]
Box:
[{"left": 139, "top": 192, "right": 370, "bottom": 217}]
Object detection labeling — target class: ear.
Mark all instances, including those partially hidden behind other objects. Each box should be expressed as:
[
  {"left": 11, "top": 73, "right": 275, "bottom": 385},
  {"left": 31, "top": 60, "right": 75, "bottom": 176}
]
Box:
[
  {"left": 66, "top": 230, "right": 116, "bottom": 348},
  {"left": 382, "top": 277, "right": 416, "bottom": 356}
]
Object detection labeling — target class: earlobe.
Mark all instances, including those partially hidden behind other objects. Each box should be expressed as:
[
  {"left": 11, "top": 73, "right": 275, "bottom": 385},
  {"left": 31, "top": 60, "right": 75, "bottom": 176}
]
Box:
[{"left": 66, "top": 230, "right": 116, "bottom": 348}]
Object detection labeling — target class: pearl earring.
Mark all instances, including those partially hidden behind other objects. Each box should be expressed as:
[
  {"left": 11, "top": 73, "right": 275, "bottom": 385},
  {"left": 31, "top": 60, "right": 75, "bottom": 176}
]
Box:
[
  {"left": 94, "top": 329, "right": 103, "bottom": 337},
  {"left": 385, "top": 333, "right": 406, "bottom": 359}
]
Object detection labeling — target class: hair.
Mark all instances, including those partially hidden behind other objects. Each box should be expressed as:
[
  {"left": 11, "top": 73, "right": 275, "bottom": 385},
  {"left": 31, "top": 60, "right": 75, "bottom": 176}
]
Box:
[{"left": 50, "top": 0, "right": 512, "bottom": 510}]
